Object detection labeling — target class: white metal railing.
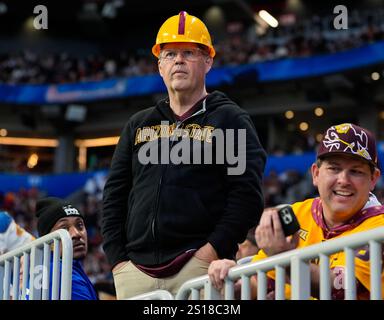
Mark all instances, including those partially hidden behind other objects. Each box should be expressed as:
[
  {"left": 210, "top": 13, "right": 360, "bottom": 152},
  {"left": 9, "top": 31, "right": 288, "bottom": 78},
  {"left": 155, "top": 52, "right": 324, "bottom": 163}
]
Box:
[
  {"left": 0, "top": 229, "right": 73, "bottom": 300},
  {"left": 175, "top": 226, "right": 384, "bottom": 300},
  {"left": 237, "top": 256, "right": 253, "bottom": 265},
  {"left": 127, "top": 289, "right": 174, "bottom": 300}
]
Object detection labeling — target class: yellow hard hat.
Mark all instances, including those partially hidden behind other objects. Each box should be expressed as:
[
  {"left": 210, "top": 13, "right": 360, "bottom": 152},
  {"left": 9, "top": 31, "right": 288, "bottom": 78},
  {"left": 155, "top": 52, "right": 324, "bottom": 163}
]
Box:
[{"left": 152, "top": 11, "right": 215, "bottom": 58}]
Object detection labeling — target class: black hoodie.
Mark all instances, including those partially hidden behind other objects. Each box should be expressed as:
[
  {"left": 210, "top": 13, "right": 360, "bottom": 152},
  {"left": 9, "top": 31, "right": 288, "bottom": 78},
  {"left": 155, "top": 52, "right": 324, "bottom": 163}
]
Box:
[{"left": 102, "top": 91, "right": 266, "bottom": 267}]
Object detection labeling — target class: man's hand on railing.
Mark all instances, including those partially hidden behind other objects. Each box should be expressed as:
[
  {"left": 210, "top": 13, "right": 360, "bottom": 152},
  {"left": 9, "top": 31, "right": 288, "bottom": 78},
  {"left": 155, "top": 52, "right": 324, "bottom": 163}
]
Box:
[
  {"left": 208, "top": 259, "right": 237, "bottom": 290},
  {"left": 255, "top": 208, "right": 299, "bottom": 256}
]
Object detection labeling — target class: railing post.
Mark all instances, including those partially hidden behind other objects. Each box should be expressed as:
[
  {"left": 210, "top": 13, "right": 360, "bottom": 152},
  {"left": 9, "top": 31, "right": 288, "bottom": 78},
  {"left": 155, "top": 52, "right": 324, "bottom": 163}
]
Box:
[
  {"left": 257, "top": 270, "right": 267, "bottom": 300},
  {"left": 12, "top": 256, "right": 20, "bottom": 300},
  {"left": 240, "top": 275, "right": 251, "bottom": 300},
  {"left": 290, "top": 256, "right": 310, "bottom": 300},
  {"left": 59, "top": 229, "right": 73, "bottom": 300},
  {"left": 3, "top": 260, "right": 11, "bottom": 300},
  {"left": 29, "top": 245, "right": 43, "bottom": 300},
  {"left": 0, "top": 264, "right": 4, "bottom": 300},
  {"left": 275, "top": 265, "right": 286, "bottom": 300},
  {"left": 224, "top": 279, "right": 234, "bottom": 300},
  {"left": 191, "top": 288, "right": 200, "bottom": 300},
  {"left": 319, "top": 254, "right": 331, "bottom": 300},
  {"left": 204, "top": 280, "right": 221, "bottom": 300},
  {"left": 51, "top": 239, "right": 60, "bottom": 300},
  {"left": 21, "top": 252, "right": 30, "bottom": 300},
  {"left": 344, "top": 247, "right": 356, "bottom": 300},
  {"left": 369, "top": 241, "right": 382, "bottom": 300},
  {"left": 42, "top": 243, "right": 51, "bottom": 300}
]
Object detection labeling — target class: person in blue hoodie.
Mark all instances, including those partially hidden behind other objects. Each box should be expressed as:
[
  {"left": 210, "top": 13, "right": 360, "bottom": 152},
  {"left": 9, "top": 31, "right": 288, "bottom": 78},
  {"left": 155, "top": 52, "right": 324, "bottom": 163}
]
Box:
[{"left": 35, "top": 197, "right": 98, "bottom": 300}]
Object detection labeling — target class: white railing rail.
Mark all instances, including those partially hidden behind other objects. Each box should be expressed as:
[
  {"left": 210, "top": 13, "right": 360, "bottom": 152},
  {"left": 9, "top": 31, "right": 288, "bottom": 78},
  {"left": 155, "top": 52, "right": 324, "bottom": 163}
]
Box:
[
  {"left": 127, "top": 289, "right": 174, "bottom": 300},
  {"left": 175, "top": 226, "right": 384, "bottom": 300},
  {"left": 0, "top": 229, "right": 73, "bottom": 300},
  {"left": 237, "top": 256, "right": 253, "bottom": 265}
]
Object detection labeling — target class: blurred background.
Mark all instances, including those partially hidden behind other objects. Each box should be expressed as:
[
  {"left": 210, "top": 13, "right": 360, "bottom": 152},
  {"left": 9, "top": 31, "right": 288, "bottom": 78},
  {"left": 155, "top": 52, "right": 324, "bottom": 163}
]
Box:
[{"left": 1, "top": 0, "right": 384, "bottom": 298}]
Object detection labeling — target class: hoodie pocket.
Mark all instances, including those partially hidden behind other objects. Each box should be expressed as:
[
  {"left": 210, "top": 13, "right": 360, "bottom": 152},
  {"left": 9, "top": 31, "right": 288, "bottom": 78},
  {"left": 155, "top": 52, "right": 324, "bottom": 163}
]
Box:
[{"left": 125, "top": 189, "right": 154, "bottom": 247}]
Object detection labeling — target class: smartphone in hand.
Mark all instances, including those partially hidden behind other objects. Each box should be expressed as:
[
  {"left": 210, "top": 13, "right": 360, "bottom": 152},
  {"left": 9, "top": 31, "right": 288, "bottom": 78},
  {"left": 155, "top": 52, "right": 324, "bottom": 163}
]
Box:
[{"left": 275, "top": 204, "right": 300, "bottom": 236}]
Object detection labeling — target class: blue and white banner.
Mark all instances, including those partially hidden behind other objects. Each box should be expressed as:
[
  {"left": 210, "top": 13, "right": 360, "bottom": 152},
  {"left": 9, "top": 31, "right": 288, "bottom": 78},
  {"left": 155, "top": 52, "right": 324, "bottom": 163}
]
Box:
[{"left": 0, "top": 41, "right": 383, "bottom": 104}]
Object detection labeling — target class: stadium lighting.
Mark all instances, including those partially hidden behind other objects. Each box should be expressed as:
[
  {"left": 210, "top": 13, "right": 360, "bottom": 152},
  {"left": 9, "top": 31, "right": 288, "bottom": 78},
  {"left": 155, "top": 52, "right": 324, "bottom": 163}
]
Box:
[
  {"left": 0, "top": 137, "right": 58, "bottom": 147},
  {"left": 371, "top": 72, "right": 380, "bottom": 81},
  {"left": 23, "top": 17, "right": 36, "bottom": 33},
  {"left": 314, "top": 107, "right": 324, "bottom": 117},
  {"left": 258, "top": 10, "right": 279, "bottom": 28},
  {"left": 299, "top": 122, "right": 309, "bottom": 131},
  {"left": 27, "top": 153, "right": 39, "bottom": 169},
  {"left": 75, "top": 136, "right": 120, "bottom": 148},
  {"left": 285, "top": 110, "right": 294, "bottom": 119},
  {"left": 0, "top": 128, "right": 7, "bottom": 137},
  {"left": 78, "top": 146, "right": 87, "bottom": 171}
]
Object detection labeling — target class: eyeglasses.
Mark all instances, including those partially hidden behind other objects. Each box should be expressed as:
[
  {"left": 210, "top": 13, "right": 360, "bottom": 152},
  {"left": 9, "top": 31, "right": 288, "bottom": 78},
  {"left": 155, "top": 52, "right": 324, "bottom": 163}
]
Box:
[{"left": 159, "top": 48, "right": 207, "bottom": 62}]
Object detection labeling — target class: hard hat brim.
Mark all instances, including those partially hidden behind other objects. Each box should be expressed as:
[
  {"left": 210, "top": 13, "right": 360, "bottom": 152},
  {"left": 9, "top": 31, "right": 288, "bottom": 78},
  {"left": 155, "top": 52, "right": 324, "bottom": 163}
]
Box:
[{"left": 152, "top": 42, "right": 215, "bottom": 58}]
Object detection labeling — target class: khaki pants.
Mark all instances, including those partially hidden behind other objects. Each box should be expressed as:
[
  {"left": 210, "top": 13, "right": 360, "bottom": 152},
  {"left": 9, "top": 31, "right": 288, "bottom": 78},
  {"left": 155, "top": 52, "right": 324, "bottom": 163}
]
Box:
[{"left": 112, "top": 256, "right": 209, "bottom": 300}]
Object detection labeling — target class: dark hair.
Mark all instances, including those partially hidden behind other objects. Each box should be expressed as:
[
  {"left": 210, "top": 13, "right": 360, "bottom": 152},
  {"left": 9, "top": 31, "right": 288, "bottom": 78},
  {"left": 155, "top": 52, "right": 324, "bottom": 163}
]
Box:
[{"left": 197, "top": 44, "right": 210, "bottom": 55}]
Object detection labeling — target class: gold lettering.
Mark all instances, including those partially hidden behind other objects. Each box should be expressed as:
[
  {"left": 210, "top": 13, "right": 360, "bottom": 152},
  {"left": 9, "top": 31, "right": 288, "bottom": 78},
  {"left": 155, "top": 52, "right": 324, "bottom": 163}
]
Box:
[
  {"left": 160, "top": 125, "right": 170, "bottom": 138},
  {"left": 149, "top": 125, "right": 160, "bottom": 141},
  {"left": 193, "top": 129, "right": 202, "bottom": 141},
  {"left": 141, "top": 128, "right": 149, "bottom": 142},
  {"left": 135, "top": 128, "right": 142, "bottom": 145},
  {"left": 169, "top": 123, "right": 176, "bottom": 137},
  {"left": 202, "top": 126, "right": 215, "bottom": 143},
  {"left": 186, "top": 124, "right": 200, "bottom": 140},
  {"left": 298, "top": 229, "right": 308, "bottom": 241}
]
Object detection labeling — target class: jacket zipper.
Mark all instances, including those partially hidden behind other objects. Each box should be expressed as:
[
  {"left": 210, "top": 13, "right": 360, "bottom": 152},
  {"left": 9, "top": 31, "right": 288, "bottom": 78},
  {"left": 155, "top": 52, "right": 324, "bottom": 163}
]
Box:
[{"left": 151, "top": 98, "right": 207, "bottom": 263}]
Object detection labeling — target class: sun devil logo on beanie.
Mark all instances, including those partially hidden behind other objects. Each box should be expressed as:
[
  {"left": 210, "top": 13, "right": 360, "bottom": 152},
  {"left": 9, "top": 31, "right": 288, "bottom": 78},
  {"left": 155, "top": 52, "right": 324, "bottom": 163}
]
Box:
[{"left": 62, "top": 205, "right": 80, "bottom": 216}]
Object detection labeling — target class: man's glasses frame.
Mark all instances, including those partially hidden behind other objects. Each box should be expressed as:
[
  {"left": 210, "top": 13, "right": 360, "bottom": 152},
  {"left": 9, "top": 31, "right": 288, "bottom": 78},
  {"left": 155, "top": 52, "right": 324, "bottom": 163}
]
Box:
[{"left": 159, "top": 48, "right": 208, "bottom": 62}]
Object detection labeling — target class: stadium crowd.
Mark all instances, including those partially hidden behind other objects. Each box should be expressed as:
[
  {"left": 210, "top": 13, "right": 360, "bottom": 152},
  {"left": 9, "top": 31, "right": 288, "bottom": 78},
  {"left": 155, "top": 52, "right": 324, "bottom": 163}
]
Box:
[{"left": 0, "top": 8, "right": 383, "bottom": 84}]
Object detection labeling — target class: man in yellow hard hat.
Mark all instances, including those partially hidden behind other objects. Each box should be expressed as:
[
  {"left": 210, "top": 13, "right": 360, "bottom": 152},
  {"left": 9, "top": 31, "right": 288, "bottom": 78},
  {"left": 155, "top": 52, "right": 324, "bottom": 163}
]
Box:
[{"left": 102, "top": 11, "right": 266, "bottom": 299}]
